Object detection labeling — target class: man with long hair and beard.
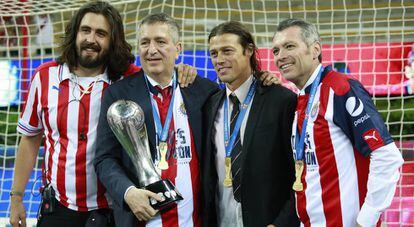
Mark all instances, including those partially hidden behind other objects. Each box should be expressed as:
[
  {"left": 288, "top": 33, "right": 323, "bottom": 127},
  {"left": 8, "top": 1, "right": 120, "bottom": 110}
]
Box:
[{"left": 9, "top": 1, "right": 196, "bottom": 227}]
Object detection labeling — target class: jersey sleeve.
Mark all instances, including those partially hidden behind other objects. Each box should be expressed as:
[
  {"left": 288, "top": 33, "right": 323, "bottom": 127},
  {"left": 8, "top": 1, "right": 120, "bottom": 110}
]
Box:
[
  {"left": 332, "top": 78, "right": 393, "bottom": 156},
  {"left": 17, "top": 71, "right": 43, "bottom": 136}
]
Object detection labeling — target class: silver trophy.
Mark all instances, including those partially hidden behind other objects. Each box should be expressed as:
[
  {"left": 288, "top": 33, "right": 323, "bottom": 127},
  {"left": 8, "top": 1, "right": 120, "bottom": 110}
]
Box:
[{"left": 107, "top": 100, "right": 183, "bottom": 210}]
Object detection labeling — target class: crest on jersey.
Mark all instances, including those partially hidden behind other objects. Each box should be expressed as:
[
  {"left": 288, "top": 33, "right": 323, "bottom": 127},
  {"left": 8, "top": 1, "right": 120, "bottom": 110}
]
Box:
[
  {"left": 310, "top": 101, "right": 319, "bottom": 119},
  {"left": 178, "top": 102, "right": 187, "bottom": 116}
]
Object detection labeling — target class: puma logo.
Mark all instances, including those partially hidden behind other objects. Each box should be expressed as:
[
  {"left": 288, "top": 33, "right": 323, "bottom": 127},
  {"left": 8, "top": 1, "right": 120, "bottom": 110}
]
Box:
[
  {"left": 52, "top": 85, "right": 60, "bottom": 92},
  {"left": 364, "top": 131, "right": 378, "bottom": 141}
]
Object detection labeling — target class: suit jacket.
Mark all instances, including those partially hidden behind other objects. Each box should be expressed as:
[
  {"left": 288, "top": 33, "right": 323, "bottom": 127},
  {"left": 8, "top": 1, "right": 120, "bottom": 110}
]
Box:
[
  {"left": 94, "top": 69, "right": 219, "bottom": 227},
  {"left": 202, "top": 82, "right": 299, "bottom": 227}
]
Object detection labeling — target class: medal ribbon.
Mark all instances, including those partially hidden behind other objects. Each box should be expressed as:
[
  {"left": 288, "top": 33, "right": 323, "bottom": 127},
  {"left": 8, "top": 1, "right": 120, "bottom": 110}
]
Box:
[
  {"left": 295, "top": 67, "right": 324, "bottom": 161},
  {"left": 144, "top": 73, "right": 177, "bottom": 144},
  {"left": 223, "top": 79, "right": 257, "bottom": 157}
]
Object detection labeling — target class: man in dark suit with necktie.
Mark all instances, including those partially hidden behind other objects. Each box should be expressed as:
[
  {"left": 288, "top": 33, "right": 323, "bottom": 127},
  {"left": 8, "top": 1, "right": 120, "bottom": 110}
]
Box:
[
  {"left": 202, "top": 21, "right": 299, "bottom": 227},
  {"left": 94, "top": 13, "right": 219, "bottom": 226}
]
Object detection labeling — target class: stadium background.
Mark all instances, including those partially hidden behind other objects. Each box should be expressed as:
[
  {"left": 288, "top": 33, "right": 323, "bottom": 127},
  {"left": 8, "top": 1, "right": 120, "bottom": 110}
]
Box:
[{"left": 0, "top": 0, "right": 413, "bottom": 226}]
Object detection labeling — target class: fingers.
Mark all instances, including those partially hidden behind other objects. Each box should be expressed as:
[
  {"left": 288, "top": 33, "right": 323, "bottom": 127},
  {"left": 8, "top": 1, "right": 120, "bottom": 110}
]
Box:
[
  {"left": 181, "top": 65, "right": 191, "bottom": 87},
  {"left": 177, "top": 64, "right": 184, "bottom": 85},
  {"left": 188, "top": 67, "right": 197, "bottom": 85},
  {"left": 177, "top": 64, "right": 197, "bottom": 88},
  {"left": 259, "top": 71, "right": 281, "bottom": 86},
  {"left": 136, "top": 206, "right": 155, "bottom": 222},
  {"left": 134, "top": 200, "right": 157, "bottom": 222},
  {"left": 266, "top": 76, "right": 280, "bottom": 86},
  {"left": 145, "top": 190, "right": 163, "bottom": 202},
  {"left": 10, "top": 216, "right": 26, "bottom": 227},
  {"left": 21, "top": 218, "right": 27, "bottom": 227},
  {"left": 10, "top": 200, "right": 26, "bottom": 227},
  {"left": 126, "top": 188, "right": 161, "bottom": 222}
]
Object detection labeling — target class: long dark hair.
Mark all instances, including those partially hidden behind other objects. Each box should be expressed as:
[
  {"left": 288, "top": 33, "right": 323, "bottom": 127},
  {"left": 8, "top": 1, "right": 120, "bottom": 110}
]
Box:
[
  {"left": 208, "top": 21, "right": 261, "bottom": 75},
  {"left": 56, "top": 1, "right": 135, "bottom": 81}
]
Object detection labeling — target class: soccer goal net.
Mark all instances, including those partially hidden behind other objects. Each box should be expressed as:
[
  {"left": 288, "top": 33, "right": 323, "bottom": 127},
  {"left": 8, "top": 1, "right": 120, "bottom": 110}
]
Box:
[{"left": 0, "top": 0, "right": 413, "bottom": 226}]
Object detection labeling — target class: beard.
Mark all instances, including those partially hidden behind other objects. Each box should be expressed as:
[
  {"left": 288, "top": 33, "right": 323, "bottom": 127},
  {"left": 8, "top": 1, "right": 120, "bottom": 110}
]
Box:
[{"left": 77, "top": 42, "right": 109, "bottom": 68}]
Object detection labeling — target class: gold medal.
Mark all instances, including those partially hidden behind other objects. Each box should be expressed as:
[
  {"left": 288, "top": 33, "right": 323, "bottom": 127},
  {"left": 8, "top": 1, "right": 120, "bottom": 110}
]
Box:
[
  {"left": 157, "top": 142, "right": 169, "bottom": 170},
  {"left": 292, "top": 160, "right": 304, "bottom": 192},
  {"left": 223, "top": 157, "right": 232, "bottom": 187}
]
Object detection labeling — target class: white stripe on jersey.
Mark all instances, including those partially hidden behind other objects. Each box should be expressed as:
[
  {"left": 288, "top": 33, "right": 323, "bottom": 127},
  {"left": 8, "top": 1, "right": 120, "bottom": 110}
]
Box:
[
  {"left": 85, "top": 81, "right": 105, "bottom": 208},
  {"left": 326, "top": 88, "right": 359, "bottom": 226},
  {"left": 176, "top": 157, "right": 194, "bottom": 227},
  {"left": 46, "top": 65, "right": 61, "bottom": 206},
  {"left": 65, "top": 82, "right": 80, "bottom": 210},
  {"left": 303, "top": 86, "right": 327, "bottom": 226}
]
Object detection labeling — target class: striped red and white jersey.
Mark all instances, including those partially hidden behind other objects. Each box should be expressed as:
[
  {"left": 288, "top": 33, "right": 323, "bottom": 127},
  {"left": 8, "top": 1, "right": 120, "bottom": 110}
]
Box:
[
  {"left": 292, "top": 65, "right": 394, "bottom": 227},
  {"left": 139, "top": 77, "right": 201, "bottom": 227},
  {"left": 18, "top": 62, "right": 112, "bottom": 211}
]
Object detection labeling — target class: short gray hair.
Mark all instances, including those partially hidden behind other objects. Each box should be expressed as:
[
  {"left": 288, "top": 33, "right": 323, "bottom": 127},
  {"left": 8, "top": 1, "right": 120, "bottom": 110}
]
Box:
[
  {"left": 274, "top": 18, "right": 321, "bottom": 61},
  {"left": 137, "top": 13, "right": 180, "bottom": 43}
]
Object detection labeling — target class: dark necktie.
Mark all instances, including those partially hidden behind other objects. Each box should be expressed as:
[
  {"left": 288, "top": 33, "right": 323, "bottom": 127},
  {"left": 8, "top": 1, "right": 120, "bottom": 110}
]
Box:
[{"left": 229, "top": 94, "right": 242, "bottom": 202}]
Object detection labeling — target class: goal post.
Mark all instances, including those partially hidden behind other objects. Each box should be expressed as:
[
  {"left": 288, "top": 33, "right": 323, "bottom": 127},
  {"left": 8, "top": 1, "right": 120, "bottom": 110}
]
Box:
[{"left": 0, "top": 0, "right": 413, "bottom": 226}]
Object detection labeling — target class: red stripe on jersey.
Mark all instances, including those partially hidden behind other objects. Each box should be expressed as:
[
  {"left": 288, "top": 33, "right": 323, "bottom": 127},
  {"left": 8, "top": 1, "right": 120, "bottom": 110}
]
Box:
[
  {"left": 75, "top": 85, "right": 92, "bottom": 211},
  {"left": 20, "top": 70, "right": 39, "bottom": 116},
  {"left": 295, "top": 95, "right": 311, "bottom": 226},
  {"left": 102, "top": 82, "right": 109, "bottom": 94},
  {"left": 96, "top": 83, "right": 110, "bottom": 208},
  {"left": 148, "top": 89, "right": 179, "bottom": 226},
  {"left": 39, "top": 68, "right": 55, "bottom": 185},
  {"left": 56, "top": 80, "right": 70, "bottom": 207},
  {"left": 314, "top": 86, "right": 343, "bottom": 227},
  {"left": 28, "top": 89, "right": 39, "bottom": 128},
  {"left": 96, "top": 180, "right": 109, "bottom": 208},
  {"left": 161, "top": 119, "right": 179, "bottom": 227},
  {"left": 188, "top": 125, "right": 200, "bottom": 226}
]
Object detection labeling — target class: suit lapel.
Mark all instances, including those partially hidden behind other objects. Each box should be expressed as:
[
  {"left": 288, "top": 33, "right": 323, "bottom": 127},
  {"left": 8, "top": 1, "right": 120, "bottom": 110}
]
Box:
[
  {"left": 242, "top": 84, "right": 267, "bottom": 165},
  {"left": 209, "top": 90, "right": 226, "bottom": 145},
  {"left": 129, "top": 71, "right": 157, "bottom": 158},
  {"left": 180, "top": 86, "right": 201, "bottom": 157}
]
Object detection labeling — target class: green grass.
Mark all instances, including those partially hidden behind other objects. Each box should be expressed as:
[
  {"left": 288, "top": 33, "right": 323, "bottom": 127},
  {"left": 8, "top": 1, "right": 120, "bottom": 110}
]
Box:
[
  {"left": 0, "top": 106, "right": 20, "bottom": 146},
  {"left": 374, "top": 96, "right": 414, "bottom": 141}
]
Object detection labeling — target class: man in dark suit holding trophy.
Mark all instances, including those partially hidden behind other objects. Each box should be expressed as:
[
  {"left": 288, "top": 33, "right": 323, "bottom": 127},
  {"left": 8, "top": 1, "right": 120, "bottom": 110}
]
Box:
[{"left": 94, "top": 13, "right": 219, "bottom": 226}]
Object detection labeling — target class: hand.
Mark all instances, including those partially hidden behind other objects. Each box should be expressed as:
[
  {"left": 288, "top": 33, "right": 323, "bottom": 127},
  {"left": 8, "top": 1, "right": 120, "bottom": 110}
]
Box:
[
  {"left": 405, "top": 62, "right": 414, "bottom": 79},
  {"left": 177, "top": 63, "right": 197, "bottom": 88},
  {"left": 9, "top": 196, "right": 26, "bottom": 227},
  {"left": 267, "top": 225, "right": 276, "bottom": 227},
  {"left": 258, "top": 71, "right": 280, "bottom": 86},
  {"left": 125, "top": 187, "right": 162, "bottom": 222},
  {"left": 406, "top": 62, "right": 414, "bottom": 94},
  {"left": 357, "top": 224, "right": 362, "bottom": 227}
]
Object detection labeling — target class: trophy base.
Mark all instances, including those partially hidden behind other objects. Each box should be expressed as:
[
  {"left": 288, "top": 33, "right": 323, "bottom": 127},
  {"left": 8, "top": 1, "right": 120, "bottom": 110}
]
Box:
[{"left": 145, "top": 179, "right": 183, "bottom": 210}]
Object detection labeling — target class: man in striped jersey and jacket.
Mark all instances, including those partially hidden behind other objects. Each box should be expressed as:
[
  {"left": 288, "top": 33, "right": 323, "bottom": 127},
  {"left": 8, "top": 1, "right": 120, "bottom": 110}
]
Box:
[
  {"left": 272, "top": 18, "right": 404, "bottom": 227},
  {"left": 9, "top": 2, "right": 196, "bottom": 227}
]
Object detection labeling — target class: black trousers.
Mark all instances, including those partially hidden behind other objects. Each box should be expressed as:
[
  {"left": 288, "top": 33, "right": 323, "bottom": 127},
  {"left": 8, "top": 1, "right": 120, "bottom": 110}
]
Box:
[{"left": 37, "top": 198, "right": 114, "bottom": 227}]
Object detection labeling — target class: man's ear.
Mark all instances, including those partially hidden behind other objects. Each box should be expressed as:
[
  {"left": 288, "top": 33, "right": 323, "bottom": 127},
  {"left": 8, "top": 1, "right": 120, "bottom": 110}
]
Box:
[
  {"left": 175, "top": 42, "right": 183, "bottom": 59},
  {"left": 313, "top": 41, "right": 322, "bottom": 60},
  {"left": 244, "top": 43, "right": 254, "bottom": 57}
]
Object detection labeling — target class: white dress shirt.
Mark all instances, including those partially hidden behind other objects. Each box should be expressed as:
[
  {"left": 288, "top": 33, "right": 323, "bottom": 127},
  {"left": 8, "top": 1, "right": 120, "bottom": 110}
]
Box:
[{"left": 213, "top": 75, "right": 255, "bottom": 227}]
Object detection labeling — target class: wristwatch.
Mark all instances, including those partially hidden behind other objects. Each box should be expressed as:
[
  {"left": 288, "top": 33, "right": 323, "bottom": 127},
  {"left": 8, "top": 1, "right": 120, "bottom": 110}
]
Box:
[{"left": 10, "top": 191, "right": 24, "bottom": 197}]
